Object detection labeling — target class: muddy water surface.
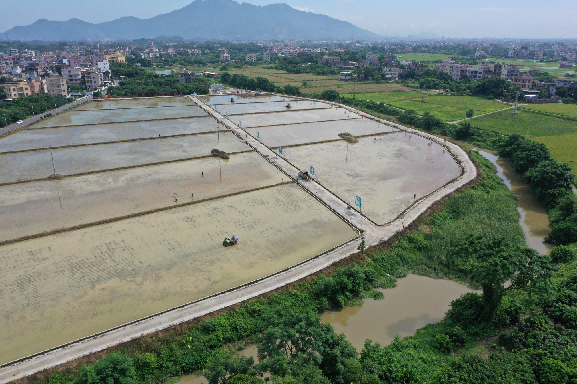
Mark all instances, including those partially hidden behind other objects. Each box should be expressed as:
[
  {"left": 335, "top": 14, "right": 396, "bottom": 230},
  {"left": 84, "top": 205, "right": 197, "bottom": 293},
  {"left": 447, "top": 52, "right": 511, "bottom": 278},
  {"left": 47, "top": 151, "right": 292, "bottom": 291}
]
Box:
[
  {"left": 202, "top": 95, "right": 292, "bottom": 105},
  {"left": 285, "top": 133, "right": 461, "bottom": 224},
  {"left": 0, "top": 152, "right": 284, "bottom": 242},
  {"left": 322, "top": 274, "right": 475, "bottom": 351},
  {"left": 478, "top": 150, "right": 552, "bottom": 254},
  {"left": 32, "top": 106, "right": 206, "bottom": 128},
  {"left": 0, "top": 117, "right": 220, "bottom": 152},
  {"left": 245, "top": 119, "right": 397, "bottom": 147},
  {"left": 228, "top": 108, "right": 360, "bottom": 128},
  {"left": 0, "top": 184, "right": 356, "bottom": 364},
  {"left": 215, "top": 100, "right": 329, "bottom": 116},
  {"left": 77, "top": 98, "right": 192, "bottom": 110},
  {"left": 0, "top": 132, "right": 249, "bottom": 184}
]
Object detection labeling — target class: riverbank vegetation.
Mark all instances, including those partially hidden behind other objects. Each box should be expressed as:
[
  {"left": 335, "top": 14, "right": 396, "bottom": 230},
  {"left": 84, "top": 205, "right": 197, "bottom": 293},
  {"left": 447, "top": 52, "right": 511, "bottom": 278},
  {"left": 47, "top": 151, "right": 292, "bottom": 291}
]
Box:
[
  {"left": 38, "top": 146, "right": 577, "bottom": 384},
  {"left": 28, "top": 71, "right": 576, "bottom": 384}
]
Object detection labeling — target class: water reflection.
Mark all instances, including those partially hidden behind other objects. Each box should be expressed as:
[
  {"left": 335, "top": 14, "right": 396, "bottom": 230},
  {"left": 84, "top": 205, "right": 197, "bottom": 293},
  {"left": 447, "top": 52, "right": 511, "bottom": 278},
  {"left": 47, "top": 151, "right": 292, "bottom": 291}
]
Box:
[
  {"left": 322, "top": 274, "right": 474, "bottom": 351},
  {"left": 477, "top": 150, "right": 552, "bottom": 254}
]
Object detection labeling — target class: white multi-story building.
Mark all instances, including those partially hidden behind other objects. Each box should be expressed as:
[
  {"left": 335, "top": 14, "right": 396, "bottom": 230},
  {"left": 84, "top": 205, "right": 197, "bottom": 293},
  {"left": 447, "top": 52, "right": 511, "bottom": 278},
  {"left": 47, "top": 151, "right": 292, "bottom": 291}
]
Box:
[
  {"left": 97, "top": 60, "right": 110, "bottom": 72},
  {"left": 245, "top": 54, "right": 257, "bottom": 63},
  {"left": 263, "top": 52, "right": 271, "bottom": 62},
  {"left": 220, "top": 53, "right": 230, "bottom": 62}
]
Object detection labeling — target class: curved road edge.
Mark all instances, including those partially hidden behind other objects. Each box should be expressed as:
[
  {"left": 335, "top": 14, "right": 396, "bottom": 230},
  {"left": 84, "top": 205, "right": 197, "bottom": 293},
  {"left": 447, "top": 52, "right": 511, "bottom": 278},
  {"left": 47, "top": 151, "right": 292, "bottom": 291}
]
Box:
[{"left": 0, "top": 95, "right": 477, "bottom": 384}]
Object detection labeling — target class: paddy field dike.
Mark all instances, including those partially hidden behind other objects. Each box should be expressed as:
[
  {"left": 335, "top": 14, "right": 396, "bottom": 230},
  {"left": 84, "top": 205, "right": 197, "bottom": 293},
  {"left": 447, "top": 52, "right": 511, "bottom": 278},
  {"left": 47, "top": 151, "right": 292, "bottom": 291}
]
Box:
[{"left": 0, "top": 94, "right": 462, "bottom": 366}]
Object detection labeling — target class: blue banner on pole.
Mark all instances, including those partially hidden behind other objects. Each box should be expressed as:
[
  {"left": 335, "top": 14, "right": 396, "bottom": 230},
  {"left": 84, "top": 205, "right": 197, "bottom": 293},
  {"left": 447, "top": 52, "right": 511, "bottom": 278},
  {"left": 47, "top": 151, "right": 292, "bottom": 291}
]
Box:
[
  {"left": 355, "top": 195, "right": 362, "bottom": 208},
  {"left": 310, "top": 166, "right": 315, "bottom": 176},
  {"left": 257, "top": 132, "right": 259, "bottom": 139},
  {"left": 279, "top": 146, "right": 283, "bottom": 154}
]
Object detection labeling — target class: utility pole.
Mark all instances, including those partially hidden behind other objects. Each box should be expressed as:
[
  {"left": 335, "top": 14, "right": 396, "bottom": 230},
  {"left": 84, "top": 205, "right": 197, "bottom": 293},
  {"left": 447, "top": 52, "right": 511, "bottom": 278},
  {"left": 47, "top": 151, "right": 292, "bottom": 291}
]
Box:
[
  {"left": 49, "top": 145, "right": 56, "bottom": 175},
  {"left": 513, "top": 91, "right": 519, "bottom": 115}
]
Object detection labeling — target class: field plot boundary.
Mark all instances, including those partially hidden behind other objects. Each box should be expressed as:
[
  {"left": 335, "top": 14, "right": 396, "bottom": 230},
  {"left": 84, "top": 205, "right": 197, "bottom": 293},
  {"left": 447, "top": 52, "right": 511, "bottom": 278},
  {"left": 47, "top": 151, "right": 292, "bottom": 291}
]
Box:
[
  {"left": 0, "top": 95, "right": 477, "bottom": 383},
  {"left": 266, "top": 131, "right": 399, "bottom": 151},
  {"left": 0, "top": 221, "right": 361, "bottom": 383},
  {"left": 0, "top": 129, "right": 228, "bottom": 155},
  {"left": 240, "top": 95, "right": 465, "bottom": 226},
  {"left": 222, "top": 106, "right": 331, "bottom": 117},
  {"left": 0, "top": 181, "right": 293, "bottom": 248},
  {"left": 0, "top": 148, "right": 253, "bottom": 187},
  {"left": 243, "top": 117, "right": 361, "bottom": 129},
  {"left": 24, "top": 114, "right": 209, "bottom": 130}
]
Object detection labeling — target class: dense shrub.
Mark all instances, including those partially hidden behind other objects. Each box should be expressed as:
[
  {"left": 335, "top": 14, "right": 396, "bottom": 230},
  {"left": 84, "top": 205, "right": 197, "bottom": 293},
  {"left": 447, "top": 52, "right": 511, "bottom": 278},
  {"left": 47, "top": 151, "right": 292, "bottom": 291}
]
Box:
[{"left": 550, "top": 245, "right": 576, "bottom": 263}]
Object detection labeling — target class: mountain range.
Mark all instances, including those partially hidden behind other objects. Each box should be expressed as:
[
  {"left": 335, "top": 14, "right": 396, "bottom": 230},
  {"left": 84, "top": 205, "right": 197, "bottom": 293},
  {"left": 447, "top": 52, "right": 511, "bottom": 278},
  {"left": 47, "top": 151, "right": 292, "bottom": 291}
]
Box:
[{"left": 0, "top": 0, "right": 379, "bottom": 41}]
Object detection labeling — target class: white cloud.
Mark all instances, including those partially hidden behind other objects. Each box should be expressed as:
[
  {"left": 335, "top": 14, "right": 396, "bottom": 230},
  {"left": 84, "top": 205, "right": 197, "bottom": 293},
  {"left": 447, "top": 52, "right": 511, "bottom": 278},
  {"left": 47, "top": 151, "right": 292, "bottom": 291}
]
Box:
[{"left": 293, "top": 6, "right": 316, "bottom": 13}]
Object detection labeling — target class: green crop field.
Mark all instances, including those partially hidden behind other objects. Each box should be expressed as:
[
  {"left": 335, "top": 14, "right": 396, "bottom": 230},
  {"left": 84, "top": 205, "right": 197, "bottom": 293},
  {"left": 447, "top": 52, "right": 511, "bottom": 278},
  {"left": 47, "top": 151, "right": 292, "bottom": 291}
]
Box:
[
  {"left": 389, "top": 96, "right": 505, "bottom": 121},
  {"left": 471, "top": 109, "right": 577, "bottom": 136},
  {"left": 522, "top": 103, "right": 577, "bottom": 119},
  {"left": 486, "top": 57, "right": 577, "bottom": 79},
  {"left": 392, "top": 53, "right": 454, "bottom": 63},
  {"left": 532, "top": 133, "right": 577, "bottom": 178},
  {"left": 341, "top": 91, "right": 430, "bottom": 103},
  {"left": 225, "top": 65, "right": 413, "bottom": 94}
]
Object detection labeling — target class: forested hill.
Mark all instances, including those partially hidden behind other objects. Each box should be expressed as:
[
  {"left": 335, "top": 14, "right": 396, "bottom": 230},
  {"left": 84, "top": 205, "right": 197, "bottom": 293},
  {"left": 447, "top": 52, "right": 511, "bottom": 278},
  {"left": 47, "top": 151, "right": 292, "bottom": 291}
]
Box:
[{"left": 0, "top": 0, "right": 379, "bottom": 41}]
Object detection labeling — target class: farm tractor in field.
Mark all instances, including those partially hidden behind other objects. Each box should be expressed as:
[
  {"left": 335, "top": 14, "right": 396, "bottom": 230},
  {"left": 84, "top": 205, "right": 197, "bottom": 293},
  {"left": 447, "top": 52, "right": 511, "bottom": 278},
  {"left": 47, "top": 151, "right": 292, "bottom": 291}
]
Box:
[{"left": 223, "top": 235, "right": 239, "bottom": 247}]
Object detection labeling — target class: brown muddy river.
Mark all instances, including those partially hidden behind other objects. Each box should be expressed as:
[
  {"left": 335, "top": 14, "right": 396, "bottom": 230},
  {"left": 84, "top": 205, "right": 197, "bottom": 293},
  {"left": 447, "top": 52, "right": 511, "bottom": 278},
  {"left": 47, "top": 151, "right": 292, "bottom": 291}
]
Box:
[{"left": 477, "top": 150, "right": 552, "bottom": 254}]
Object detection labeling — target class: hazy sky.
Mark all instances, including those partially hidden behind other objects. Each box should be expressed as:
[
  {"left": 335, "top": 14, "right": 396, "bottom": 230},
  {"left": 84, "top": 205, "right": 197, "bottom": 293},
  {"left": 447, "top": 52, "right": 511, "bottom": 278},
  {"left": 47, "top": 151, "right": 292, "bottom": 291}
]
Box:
[{"left": 2, "top": 0, "right": 577, "bottom": 38}]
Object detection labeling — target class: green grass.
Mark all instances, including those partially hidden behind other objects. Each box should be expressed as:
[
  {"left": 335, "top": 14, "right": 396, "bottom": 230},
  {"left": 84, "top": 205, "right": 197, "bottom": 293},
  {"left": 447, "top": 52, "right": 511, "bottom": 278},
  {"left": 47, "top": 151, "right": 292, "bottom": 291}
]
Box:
[
  {"left": 393, "top": 53, "right": 454, "bottom": 63},
  {"left": 389, "top": 96, "right": 505, "bottom": 121},
  {"left": 523, "top": 103, "right": 577, "bottom": 119},
  {"left": 471, "top": 109, "right": 577, "bottom": 136},
  {"left": 532, "top": 133, "right": 577, "bottom": 178},
  {"left": 486, "top": 57, "right": 577, "bottom": 79},
  {"left": 341, "top": 91, "right": 429, "bottom": 103}
]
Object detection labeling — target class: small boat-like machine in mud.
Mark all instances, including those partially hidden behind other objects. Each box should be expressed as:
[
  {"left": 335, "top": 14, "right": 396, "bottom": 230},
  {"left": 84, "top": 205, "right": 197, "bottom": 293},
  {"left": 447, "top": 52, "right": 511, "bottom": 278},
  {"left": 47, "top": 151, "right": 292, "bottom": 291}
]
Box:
[{"left": 223, "top": 234, "right": 239, "bottom": 247}]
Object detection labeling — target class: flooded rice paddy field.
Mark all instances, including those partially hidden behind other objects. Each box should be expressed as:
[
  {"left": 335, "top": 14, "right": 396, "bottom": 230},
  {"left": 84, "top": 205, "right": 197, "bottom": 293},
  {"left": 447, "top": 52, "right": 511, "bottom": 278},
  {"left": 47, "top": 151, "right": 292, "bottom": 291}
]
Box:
[
  {"left": 0, "top": 152, "right": 285, "bottom": 242},
  {"left": 214, "top": 100, "right": 329, "bottom": 116},
  {"left": 322, "top": 274, "right": 475, "bottom": 351},
  {"left": 31, "top": 105, "right": 207, "bottom": 128},
  {"left": 228, "top": 107, "right": 361, "bottom": 128},
  {"left": 0, "top": 132, "right": 249, "bottom": 184},
  {"left": 245, "top": 119, "right": 398, "bottom": 148},
  {"left": 0, "top": 184, "right": 356, "bottom": 365},
  {"left": 201, "top": 95, "right": 292, "bottom": 105},
  {"left": 0, "top": 117, "right": 221, "bottom": 153},
  {"left": 76, "top": 97, "right": 193, "bottom": 110},
  {"left": 283, "top": 133, "right": 461, "bottom": 224}
]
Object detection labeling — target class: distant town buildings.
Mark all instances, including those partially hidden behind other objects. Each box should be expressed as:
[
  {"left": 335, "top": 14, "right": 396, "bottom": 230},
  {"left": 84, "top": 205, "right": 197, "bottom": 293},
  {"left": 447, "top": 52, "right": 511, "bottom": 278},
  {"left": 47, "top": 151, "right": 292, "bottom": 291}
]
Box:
[
  {"left": 178, "top": 70, "right": 195, "bottom": 84},
  {"left": 46, "top": 75, "right": 67, "bottom": 97}
]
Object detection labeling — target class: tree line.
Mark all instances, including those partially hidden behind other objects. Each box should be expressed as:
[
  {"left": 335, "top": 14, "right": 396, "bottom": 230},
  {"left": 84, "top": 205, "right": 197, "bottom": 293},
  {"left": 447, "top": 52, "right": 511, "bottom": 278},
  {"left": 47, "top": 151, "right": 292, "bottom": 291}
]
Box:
[{"left": 0, "top": 93, "right": 72, "bottom": 128}]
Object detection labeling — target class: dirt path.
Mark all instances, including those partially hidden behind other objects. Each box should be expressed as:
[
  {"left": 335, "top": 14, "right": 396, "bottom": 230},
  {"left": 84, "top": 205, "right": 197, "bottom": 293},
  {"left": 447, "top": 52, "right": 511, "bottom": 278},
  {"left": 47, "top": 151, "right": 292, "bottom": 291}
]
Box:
[
  {"left": 0, "top": 96, "right": 477, "bottom": 384},
  {"left": 448, "top": 105, "right": 527, "bottom": 124}
]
